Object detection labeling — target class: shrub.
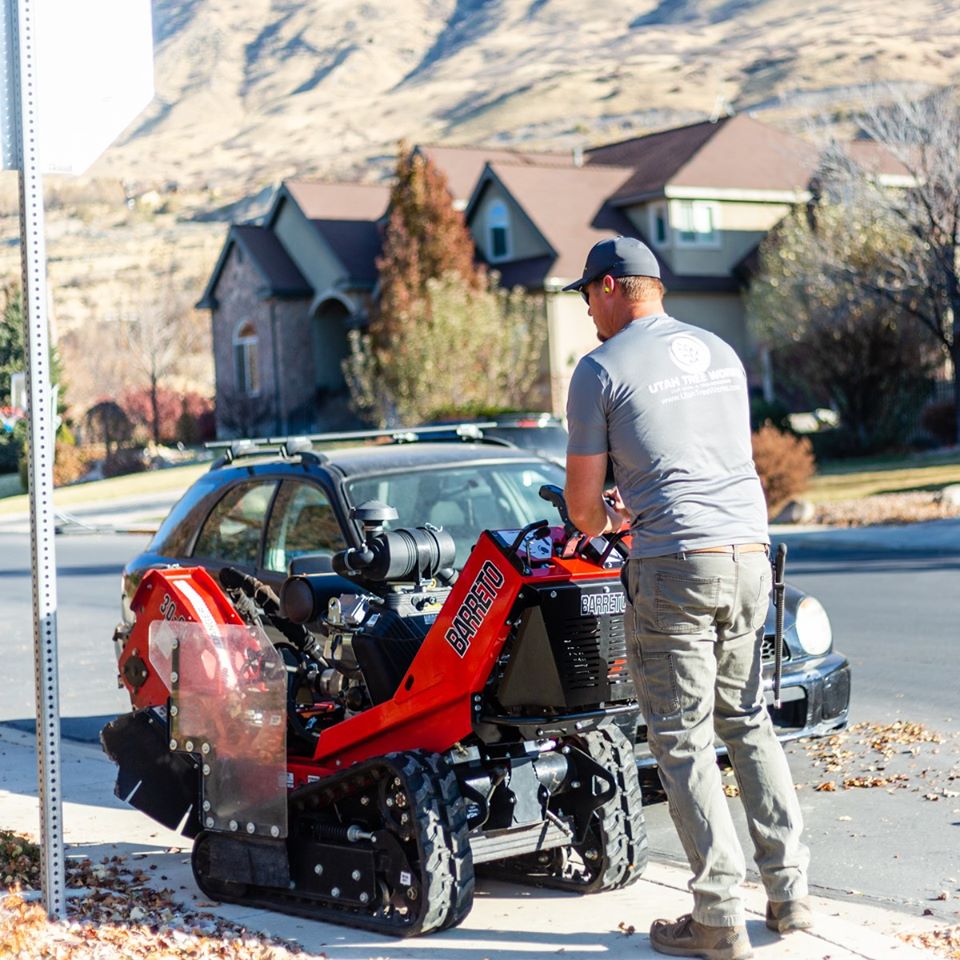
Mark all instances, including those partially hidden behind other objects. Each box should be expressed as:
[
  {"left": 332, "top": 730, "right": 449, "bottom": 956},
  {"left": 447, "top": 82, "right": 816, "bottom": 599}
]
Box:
[
  {"left": 919, "top": 400, "right": 957, "bottom": 447},
  {"left": 0, "top": 429, "right": 21, "bottom": 474},
  {"left": 101, "top": 447, "right": 148, "bottom": 478},
  {"left": 749, "top": 396, "right": 792, "bottom": 433},
  {"left": 751, "top": 423, "right": 816, "bottom": 514},
  {"left": 53, "top": 442, "right": 90, "bottom": 486}
]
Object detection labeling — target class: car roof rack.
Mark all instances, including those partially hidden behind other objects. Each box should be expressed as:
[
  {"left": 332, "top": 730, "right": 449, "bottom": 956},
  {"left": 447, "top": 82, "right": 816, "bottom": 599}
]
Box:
[{"left": 205, "top": 422, "right": 507, "bottom": 470}]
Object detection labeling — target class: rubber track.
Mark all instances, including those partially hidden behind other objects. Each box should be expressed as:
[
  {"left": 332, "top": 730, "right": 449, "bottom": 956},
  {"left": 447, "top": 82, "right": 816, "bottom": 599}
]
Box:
[
  {"left": 191, "top": 751, "right": 473, "bottom": 937},
  {"left": 580, "top": 724, "right": 648, "bottom": 891},
  {"left": 485, "top": 725, "right": 648, "bottom": 894},
  {"left": 416, "top": 751, "right": 476, "bottom": 930}
]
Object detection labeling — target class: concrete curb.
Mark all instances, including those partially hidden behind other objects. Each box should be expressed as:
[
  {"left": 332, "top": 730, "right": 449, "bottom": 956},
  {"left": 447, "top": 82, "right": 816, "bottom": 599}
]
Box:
[{"left": 0, "top": 727, "right": 940, "bottom": 959}]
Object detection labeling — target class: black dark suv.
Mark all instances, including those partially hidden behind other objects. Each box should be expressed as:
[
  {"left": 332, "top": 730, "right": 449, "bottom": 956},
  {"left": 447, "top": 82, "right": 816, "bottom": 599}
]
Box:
[{"left": 120, "top": 429, "right": 850, "bottom": 753}]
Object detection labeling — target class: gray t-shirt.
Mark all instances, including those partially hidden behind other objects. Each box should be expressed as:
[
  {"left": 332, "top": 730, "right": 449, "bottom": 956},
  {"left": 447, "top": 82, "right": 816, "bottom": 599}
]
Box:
[{"left": 566, "top": 312, "right": 768, "bottom": 558}]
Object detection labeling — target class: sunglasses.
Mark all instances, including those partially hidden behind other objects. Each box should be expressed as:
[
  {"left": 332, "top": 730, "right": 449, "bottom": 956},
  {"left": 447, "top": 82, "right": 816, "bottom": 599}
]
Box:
[{"left": 580, "top": 282, "right": 593, "bottom": 305}]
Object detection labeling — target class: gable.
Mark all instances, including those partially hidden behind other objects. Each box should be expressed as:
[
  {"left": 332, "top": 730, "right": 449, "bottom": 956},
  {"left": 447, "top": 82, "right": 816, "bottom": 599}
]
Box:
[
  {"left": 198, "top": 225, "right": 311, "bottom": 309},
  {"left": 468, "top": 177, "right": 553, "bottom": 264}
]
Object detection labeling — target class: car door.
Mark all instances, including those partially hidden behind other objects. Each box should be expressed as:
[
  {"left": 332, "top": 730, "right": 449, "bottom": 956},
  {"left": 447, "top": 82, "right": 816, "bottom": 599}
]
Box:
[
  {"left": 260, "top": 478, "right": 347, "bottom": 593},
  {"left": 190, "top": 478, "right": 279, "bottom": 579}
]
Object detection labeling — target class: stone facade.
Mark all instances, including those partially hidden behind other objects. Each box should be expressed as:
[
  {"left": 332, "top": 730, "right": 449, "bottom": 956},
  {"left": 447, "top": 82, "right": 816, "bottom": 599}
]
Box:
[{"left": 210, "top": 245, "right": 314, "bottom": 438}]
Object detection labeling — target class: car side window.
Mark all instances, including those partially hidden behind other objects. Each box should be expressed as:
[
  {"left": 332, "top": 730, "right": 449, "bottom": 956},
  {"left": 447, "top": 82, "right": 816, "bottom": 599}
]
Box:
[
  {"left": 263, "top": 480, "right": 342, "bottom": 574},
  {"left": 192, "top": 481, "right": 278, "bottom": 568}
]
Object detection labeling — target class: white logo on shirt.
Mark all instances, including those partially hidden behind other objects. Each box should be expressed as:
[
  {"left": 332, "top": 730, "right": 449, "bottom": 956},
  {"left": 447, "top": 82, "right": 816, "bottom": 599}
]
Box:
[{"left": 668, "top": 334, "right": 711, "bottom": 374}]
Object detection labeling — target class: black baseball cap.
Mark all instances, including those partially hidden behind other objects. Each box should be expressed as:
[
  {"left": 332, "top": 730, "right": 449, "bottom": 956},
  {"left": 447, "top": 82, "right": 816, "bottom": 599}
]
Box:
[{"left": 562, "top": 236, "right": 661, "bottom": 292}]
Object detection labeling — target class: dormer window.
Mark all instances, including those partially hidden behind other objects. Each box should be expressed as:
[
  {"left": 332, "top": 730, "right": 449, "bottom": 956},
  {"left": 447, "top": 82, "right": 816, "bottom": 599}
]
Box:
[
  {"left": 487, "top": 200, "right": 512, "bottom": 261},
  {"left": 234, "top": 322, "right": 260, "bottom": 396},
  {"left": 674, "top": 200, "right": 719, "bottom": 247}
]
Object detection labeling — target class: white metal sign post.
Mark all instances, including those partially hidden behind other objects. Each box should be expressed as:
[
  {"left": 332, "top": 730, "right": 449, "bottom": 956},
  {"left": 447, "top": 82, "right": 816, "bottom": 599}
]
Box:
[
  {"left": 14, "top": 0, "right": 65, "bottom": 919},
  {"left": 0, "top": 0, "right": 153, "bottom": 920}
]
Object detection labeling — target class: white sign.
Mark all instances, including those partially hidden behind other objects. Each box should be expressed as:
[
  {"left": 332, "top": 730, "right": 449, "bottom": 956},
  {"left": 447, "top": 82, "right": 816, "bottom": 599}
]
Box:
[{"left": 0, "top": 0, "right": 154, "bottom": 174}]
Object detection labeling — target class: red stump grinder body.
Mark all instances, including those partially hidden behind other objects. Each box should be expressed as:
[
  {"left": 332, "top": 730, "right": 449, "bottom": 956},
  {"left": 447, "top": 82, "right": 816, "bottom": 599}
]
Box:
[{"left": 103, "top": 491, "right": 647, "bottom": 936}]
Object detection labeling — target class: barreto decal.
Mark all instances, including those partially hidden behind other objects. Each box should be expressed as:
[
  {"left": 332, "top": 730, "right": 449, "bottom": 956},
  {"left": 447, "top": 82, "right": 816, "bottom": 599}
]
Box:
[
  {"left": 581, "top": 592, "right": 626, "bottom": 616},
  {"left": 445, "top": 560, "right": 505, "bottom": 657}
]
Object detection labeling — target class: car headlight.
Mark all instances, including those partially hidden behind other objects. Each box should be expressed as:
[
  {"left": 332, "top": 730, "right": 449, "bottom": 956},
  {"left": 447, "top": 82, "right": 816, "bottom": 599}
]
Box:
[{"left": 794, "top": 596, "right": 833, "bottom": 656}]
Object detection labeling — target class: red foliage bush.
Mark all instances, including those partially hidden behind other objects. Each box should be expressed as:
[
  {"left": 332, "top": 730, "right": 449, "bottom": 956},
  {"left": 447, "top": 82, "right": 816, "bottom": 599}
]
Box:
[
  {"left": 121, "top": 388, "right": 215, "bottom": 444},
  {"left": 751, "top": 423, "right": 816, "bottom": 514}
]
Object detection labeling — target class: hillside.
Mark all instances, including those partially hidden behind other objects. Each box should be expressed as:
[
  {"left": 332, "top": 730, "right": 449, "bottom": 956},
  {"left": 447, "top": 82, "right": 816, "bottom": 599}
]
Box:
[
  {"left": 0, "top": 0, "right": 957, "bottom": 414},
  {"left": 93, "top": 0, "right": 960, "bottom": 189}
]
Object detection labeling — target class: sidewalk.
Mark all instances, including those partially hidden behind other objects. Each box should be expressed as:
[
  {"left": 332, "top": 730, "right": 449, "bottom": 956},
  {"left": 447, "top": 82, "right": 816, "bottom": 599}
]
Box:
[
  {"left": 0, "top": 726, "right": 939, "bottom": 960},
  {"left": 771, "top": 515, "right": 960, "bottom": 553}
]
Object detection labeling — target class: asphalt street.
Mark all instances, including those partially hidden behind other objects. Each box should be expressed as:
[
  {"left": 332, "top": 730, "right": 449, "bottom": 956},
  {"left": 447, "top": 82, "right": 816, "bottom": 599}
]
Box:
[{"left": 1, "top": 527, "right": 958, "bottom": 925}]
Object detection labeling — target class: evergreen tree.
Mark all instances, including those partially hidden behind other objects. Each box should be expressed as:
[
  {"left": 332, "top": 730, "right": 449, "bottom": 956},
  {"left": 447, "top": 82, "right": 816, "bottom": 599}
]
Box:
[
  {"left": 375, "top": 145, "right": 482, "bottom": 338},
  {"left": 345, "top": 147, "right": 545, "bottom": 426},
  {"left": 0, "top": 284, "right": 25, "bottom": 404},
  {"left": 0, "top": 283, "right": 66, "bottom": 413}
]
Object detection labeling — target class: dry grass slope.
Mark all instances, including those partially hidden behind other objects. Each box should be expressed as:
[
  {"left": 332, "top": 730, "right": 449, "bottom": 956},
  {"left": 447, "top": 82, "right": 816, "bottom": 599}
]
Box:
[{"left": 0, "top": 0, "right": 958, "bottom": 414}]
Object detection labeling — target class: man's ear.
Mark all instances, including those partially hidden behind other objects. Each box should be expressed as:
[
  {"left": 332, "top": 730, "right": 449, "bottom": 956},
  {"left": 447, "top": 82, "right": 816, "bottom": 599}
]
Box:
[{"left": 601, "top": 274, "right": 615, "bottom": 295}]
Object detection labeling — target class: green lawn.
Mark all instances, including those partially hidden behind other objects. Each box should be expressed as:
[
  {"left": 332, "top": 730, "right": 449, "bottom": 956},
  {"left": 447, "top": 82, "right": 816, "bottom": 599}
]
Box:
[
  {"left": 2, "top": 449, "right": 958, "bottom": 512},
  {"left": 0, "top": 462, "right": 209, "bottom": 515},
  {"left": 807, "top": 451, "right": 960, "bottom": 502}
]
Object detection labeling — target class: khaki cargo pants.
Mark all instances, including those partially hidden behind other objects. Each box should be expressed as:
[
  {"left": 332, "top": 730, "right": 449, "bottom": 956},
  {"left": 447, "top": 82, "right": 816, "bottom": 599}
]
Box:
[{"left": 623, "top": 548, "right": 809, "bottom": 927}]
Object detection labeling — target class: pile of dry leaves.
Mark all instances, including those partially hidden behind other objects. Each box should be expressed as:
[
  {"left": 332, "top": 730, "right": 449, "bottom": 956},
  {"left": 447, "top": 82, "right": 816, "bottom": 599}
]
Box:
[
  {"left": 900, "top": 924, "right": 960, "bottom": 959},
  {"left": 0, "top": 830, "right": 309, "bottom": 960},
  {"left": 791, "top": 720, "right": 960, "bottom": 798}
]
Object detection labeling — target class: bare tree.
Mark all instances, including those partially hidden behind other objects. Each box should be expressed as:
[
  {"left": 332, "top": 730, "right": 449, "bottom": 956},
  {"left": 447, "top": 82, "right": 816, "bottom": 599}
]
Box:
[
  {"left": 117, "top": 256, "right": 211, "bottom": 445},
  {"left": 748, "top": 207, "right": 939, "bottom": 454},
  {"left": 814, "top": 87, "right": 960, "bottom": 442}
]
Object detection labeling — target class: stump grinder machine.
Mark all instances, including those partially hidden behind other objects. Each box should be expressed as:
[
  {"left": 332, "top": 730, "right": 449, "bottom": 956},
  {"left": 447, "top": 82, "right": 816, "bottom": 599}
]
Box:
[{"left": 102, "top": 486, "right": 647, "bottom": 936}]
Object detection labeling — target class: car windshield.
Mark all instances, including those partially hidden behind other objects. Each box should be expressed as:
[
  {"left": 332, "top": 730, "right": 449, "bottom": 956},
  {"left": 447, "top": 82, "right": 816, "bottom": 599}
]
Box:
[{"left": 345, "top": 459, "right": 566, "bottom": 568}]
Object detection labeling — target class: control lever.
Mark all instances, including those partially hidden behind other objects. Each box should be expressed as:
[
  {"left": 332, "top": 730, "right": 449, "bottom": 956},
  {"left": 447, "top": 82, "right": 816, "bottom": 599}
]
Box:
[{"left": 538, "top": 483, "right": 576, "bottom": 536}]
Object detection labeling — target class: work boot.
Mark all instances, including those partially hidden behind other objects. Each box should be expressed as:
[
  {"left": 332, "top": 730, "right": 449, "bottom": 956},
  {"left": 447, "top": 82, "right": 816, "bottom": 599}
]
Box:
[
  {"left": 765, "top": 897, "right": 813, "bottom": 934},
  {"left": 649, "top": 913, "right": 753, "bottom": 960}
]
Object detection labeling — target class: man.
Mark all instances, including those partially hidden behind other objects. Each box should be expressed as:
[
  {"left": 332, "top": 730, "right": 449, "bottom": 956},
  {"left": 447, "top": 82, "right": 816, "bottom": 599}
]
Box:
[{"left": 563, "top": 237, "right": 810, "bottom": 960}]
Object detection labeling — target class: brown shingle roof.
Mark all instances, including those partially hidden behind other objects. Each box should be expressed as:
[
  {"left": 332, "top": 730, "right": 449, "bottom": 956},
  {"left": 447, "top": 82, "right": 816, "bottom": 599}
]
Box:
[
  {"left": 418, "top": 144, "right": 572, "bottom": 204},
  {"left": 474, "top": 160, "right": 741, "bottom": 294},
  {"left": 311, "top": 219, "right": 382, "bottom": 287},
  {"left": 587, "top": 115, "right": 818, "bottom": 201},
  {"left": 481, "top": 160, "right": 637, "bottom": 280},
  {"left": 197, "top": 224, "right": 311, "bottom": 309},
  {"left": 844, "top": 140, "right": 912, "bottom": 179},
  {"left": 283, "top": 180, "right": 390, "bottom": 220}
]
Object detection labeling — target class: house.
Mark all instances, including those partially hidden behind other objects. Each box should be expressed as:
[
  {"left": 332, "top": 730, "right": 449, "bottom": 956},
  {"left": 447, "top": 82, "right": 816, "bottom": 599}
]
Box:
[
  {"left": 199, "top": 180, "right": 389, "bottom": 437},
  {"left": 201, "top": 114, "right": 883, "bottom": 436},
  {"left": 464, "top": 115, "right": 821, "bottom": 409}
]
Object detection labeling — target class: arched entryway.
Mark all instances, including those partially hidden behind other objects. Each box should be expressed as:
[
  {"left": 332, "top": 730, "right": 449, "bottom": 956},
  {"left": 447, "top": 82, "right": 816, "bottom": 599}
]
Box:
[
  {"left": 305, "top": 294, "right": 365, "bottom": 430},
  {"left": 311, "top": 297, "right": 352, "bottom": 394}
]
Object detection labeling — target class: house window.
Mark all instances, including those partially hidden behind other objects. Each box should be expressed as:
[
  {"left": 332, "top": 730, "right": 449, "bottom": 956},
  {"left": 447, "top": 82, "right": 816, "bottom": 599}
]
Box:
[
  {"left": 487, "top": 200, "right": 511, "bottom": 261},
  {"left": 234, "top": 322, "right": 260, "bottom": 396},
  {"left": 674, "top": 201, "right": 719, "bottom": 247},
  {"left": 649, "top": 202, "right": 670, "bottom": 247}
]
